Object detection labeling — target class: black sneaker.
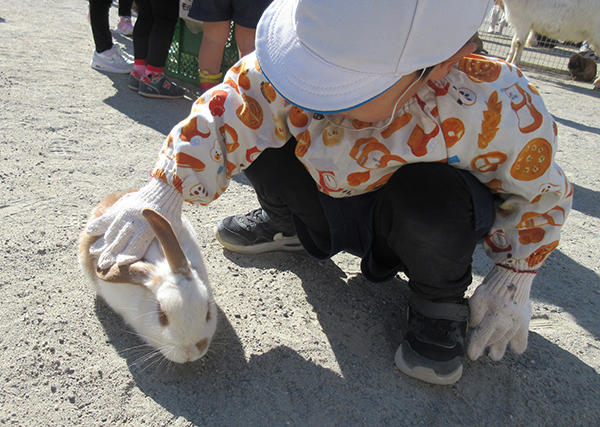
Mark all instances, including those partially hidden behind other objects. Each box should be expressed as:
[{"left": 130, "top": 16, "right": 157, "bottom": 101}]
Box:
[
  {"left": 128, "top": 70, "right": 141, "bottom": 91},
  {"left": 395, "top": 294, "right": 469, "bottom": 385},
  {"left": 139, "top": 73, "right": 184, "bottom": 99},
  {"left": 214, "top": 208, "right": 303, "bottom": 254}
]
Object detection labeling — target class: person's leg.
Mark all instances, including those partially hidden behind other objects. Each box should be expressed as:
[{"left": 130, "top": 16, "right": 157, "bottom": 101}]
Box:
[
  {"left": 118, "top": 0, "right": 134, "bottom": 17},
  {"left": 198, "top": 21, "right": 232, "bottom": 75},
  {"left": 231, "top": 0, "right": 271, "bottom": 58},
  {"left": 132, "top": 0, "right": 152, "bottom": 62},
  {"left": 117, "top": 0, "right": 135, "bottom": 36},
  {"left": 89, "top": 0, "right": 133, "bottom": 73},
  {"left": 144, "top": 0, "right": 179, "bottom": 70},
  {"left": 136, "top": 0, "right": 183, "bottom": 98},
  {"left": 89, "top": 0, "right": 114, "bottom": 53},
  {"left": 244, "top": 138, "right": 330, "bottom": 237},
  {"left": 370, "top": 163, "right": 493, "bottom": 301},
  {"left": 233, "top": 24, "right": 256, "bottom": 58},
  {"left": 367, "top": 163, "right": 495, "bottom": 385},
  {"left": 197, "top": 21, "right": 232, "bottom": 92}
]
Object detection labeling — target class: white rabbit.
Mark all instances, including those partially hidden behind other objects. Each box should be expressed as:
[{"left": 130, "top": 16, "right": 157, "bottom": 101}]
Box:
[{"left": 78, "top": 190, "right": 217, "bottom": 364}]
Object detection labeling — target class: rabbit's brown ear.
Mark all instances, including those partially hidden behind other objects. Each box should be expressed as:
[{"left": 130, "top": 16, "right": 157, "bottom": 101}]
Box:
[
  {"left": 142, "top": 209, "right": 191, "bottom": 276},
  {"left": 96, "top": 261, "right": 154, "bottom": 286}
]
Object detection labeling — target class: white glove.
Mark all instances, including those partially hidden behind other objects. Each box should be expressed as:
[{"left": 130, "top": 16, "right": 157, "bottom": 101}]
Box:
[
  {"left": 467, "top": 265, "right": 536, "bottom": 361},
  {"left": 86, "top": 178, "right": 184, "bottom": 269}
]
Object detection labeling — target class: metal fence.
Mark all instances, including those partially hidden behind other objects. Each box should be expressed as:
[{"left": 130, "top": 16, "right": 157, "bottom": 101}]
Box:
[{"left": 477, "top": 6, "right": 588, "bottom": 74}]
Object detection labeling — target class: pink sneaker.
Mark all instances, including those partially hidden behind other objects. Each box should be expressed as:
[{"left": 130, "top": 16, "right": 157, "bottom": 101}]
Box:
[{"left": 117, "top": 16, "right": 134, "bottom": 36}]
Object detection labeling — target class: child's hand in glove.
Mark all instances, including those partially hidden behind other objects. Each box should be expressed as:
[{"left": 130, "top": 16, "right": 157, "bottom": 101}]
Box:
[
  {"left": 467, "top": 265, "right": 535, "bottom": 361},
  {"left": 86, "top": 179, "right": 183, "bottom": 269}
]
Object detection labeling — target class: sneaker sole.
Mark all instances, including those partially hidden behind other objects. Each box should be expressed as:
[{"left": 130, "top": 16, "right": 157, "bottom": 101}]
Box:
[
  {"left": 115, "top": 28, "right": 134, "bottom": 36},
  {"left": 91, "top": 64, "right": 133, "bottom": 74},
  {"left": 395, "top": 343, "right": 463, "bottom": 385},
  {"left": 138, "top": 89, "right": 184, "bottom": 99},
  {"left": 214, "top": 227, "right": 304, "bottom": 254}
]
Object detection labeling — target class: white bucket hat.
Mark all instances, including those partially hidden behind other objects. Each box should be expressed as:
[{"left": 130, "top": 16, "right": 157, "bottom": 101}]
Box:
[{"left": 256, "top": 0, "right": 493, "bottom": 113}]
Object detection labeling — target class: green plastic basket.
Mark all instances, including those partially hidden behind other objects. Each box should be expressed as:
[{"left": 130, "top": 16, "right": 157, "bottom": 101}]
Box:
[{"left": 166, "top": 19, "right": 239, "bottom": 86}]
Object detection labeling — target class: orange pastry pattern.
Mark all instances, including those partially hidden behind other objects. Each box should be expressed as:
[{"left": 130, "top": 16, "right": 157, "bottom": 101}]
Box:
[{"left": 152, "top": 52, "right": 571, "bottom": 271}]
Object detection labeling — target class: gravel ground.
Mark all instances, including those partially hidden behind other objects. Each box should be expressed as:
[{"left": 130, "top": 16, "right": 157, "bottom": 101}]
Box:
[{"left": 1, "top": 1, "right": 599, "bottom": 426}]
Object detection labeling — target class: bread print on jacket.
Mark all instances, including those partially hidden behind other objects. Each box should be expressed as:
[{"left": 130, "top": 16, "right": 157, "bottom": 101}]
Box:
[
  {"left": 407, "top": 121, "right": 440, "bottom": 157},
  {"left": 441, "top": 117, "right": 465, "bottom": 148},
  {"left": 457, "top": 87, "right": 477, "bottom": 105},
  {"left": 348, "top": 137, "right": 407, "bottom": 186},
  {"left": 317, "top": 170, "right": 342, "bottom": 194},
  {"left": 322, "top": 123, "right": 344, "bottom": 147},
  {"left": 518, "top": 227, "right": 545, "bottom": 245},
  {"left": 175, "top": 152, "right": 206, "bottom": 172},
  {"left": 246, "top": 146, "right": 262, "bottom": 163},
  {"left": 223, "top": 77, "right": 239, "bottom": 93},
  {"left": 471, "top": 151, "right": 507, "bottom": 173},
  {"left": 517, "top": 206, "right": 565, "bottom": 229},
  {"left": 458, "top": 55, "right": 502, "bottom": 83},
  {"left": 260, "top": 81, "right": 277, "bottom": 103},
  {"left": 273, "top": 115, "right": 289, "bottom": 141},
  {"left": 209, "top": 90, "right": 228, "bottom": 117},
  {"left": 210, "top": 139, "right": 225, "bottom": 170},
  {"left": 478, "top": 91, "right": 502, "bottom": 149},
  {"left": 510, "top": 138, "right": 552, "bottom": 181},
  {"left": 295, "top": 130, "right": 311, "bottom": 157},
  {"left": 486, "top": 229, "right": 512, "bottom": 253},
  {"left": 219, "top": 124, "right": 240, "bottom": 153},
  {"left": 289, "top": 106, "right": 309, "bottom": 128},
  {"left": 180, "top": 117, "right": 211, "bottom": 143},
  {"left": 189, "top": 182, "right": 209, "bottom": 201},
  {"left": 502, "top": 83, "right": 543, "bottom": 134},
  {"left": 381, "top": 113, "right": 412, "bottom": 139},
  {"left": 237, "top": 65, "right": 251, "bottom": 90},
  {"left": 525, "top": 240, "right": 559, "bottom": 267},
  {"left": 236, "top": 94, "right": 263, "bottom": 129}
]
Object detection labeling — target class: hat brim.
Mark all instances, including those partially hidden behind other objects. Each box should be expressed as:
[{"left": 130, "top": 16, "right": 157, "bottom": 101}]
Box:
[{"left": 256, "top": 0, "right": 401, "bottom": 114}]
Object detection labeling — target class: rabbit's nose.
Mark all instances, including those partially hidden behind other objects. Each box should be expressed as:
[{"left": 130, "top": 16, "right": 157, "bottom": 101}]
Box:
[{"left": 184, "top": 346, "right": 199, "bottom": 362}]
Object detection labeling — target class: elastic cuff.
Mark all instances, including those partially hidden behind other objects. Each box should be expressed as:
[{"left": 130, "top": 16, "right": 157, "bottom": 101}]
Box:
[
  {"left": 484, "top": 264, "right": 536, "bottom": 304},
  {"left": 139, "top": 178, "right": 184, "bottom": 218}
]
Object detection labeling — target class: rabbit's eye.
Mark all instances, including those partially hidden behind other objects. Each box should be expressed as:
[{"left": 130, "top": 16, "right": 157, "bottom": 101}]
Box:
[{"left": 157, "top": 304, "right": 169, "bottom": 327}]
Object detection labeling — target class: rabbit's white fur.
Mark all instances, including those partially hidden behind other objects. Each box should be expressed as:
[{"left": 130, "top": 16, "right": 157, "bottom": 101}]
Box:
[
  {"left": 78, "top": 191, "right": 217, "bottom": 364},
  {"left": 502, "top": 0, "right": 600, "bottom": 89}
]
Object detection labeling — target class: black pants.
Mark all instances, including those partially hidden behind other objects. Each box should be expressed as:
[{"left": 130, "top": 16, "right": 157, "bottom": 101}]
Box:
[
  {"left": 244, "top": 138, "right": 496, "bottom": 302},
  {"left": 89, "top": 0, "right": 134, "bottom": 53},
  {"left": 132, "top": 0, "right": 179, "bottom": 68}
]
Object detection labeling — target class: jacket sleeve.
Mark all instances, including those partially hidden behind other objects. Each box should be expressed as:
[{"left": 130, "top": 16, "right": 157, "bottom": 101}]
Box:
[
  {"left": 151, "top": 52, "right": 293, "bottom": 205},
  {"left": 451, "top": 57, "right": 573, "bottom": 273}
]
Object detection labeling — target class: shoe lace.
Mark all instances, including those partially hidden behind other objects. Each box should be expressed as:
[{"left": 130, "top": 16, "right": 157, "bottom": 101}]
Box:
[
  {"left": 413, "top": 310, "right": 460, "bottom": 343},
  {"left": 113, "top": 42, "right": 134, "bottom": 61},
  {"left": 242, "top": 209, "right": 268, "bottom": 227}
]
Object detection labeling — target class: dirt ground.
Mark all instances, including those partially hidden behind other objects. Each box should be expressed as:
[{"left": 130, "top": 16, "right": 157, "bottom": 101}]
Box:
[{"left": 1, "top": 1, "right": 599, "bottom": 426}]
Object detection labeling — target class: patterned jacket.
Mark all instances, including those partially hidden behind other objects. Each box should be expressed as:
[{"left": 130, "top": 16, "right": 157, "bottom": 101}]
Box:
[{"left": 153, "top": 52, "right": 572, "bottom": 273}]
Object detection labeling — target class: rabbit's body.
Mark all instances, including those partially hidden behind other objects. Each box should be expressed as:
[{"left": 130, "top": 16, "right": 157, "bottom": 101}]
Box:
[
  {"left": 78, "top": 191, "right": 217, "bottom": 364},
  {"left": 568, "top": 52, "right": 598, "bottom": 82}
]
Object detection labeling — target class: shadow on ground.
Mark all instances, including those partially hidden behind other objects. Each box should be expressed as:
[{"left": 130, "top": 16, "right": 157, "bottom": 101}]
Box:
[{"left": 88, "top": 249, "right": 597, "bottom": 427}]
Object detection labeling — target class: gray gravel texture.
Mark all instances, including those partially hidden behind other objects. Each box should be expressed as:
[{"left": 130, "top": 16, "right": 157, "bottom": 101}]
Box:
[{"left": 1, "top": 1, "right": 599, "bottom": 426}]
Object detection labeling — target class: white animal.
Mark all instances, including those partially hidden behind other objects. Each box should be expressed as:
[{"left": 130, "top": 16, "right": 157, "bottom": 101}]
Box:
[
  {"left": 502, "top": 0, "right": 600, "bottom": 89},
  {"left": 78, "top": 190, "right": 217, "bottom": 364}
]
